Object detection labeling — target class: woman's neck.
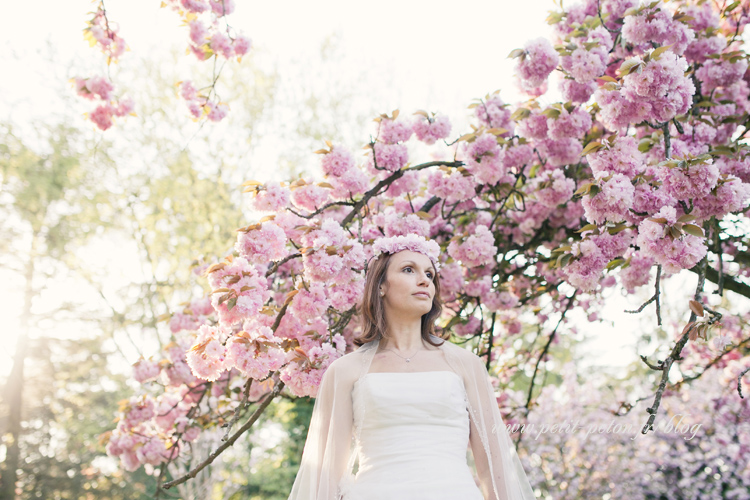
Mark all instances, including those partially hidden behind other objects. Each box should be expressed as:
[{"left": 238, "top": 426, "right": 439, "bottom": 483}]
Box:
[{"left": 380, "top": 317, "right": 424, "bottom": 352}]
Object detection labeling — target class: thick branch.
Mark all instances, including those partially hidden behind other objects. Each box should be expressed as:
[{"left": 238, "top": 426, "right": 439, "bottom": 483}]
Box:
[
  {"left": 689, "top": 262, "right": 750, "bottom": 298},
  {"left": 340, "top": 161, "right": 463, "bottom": 227},
  {"left": 162, "top": 379, "right": 285, "bottom": 490}
]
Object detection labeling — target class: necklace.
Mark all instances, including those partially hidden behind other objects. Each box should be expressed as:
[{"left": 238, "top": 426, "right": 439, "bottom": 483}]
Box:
[{"left": 384, "top": 346, "right": 423, "bottom": 363}]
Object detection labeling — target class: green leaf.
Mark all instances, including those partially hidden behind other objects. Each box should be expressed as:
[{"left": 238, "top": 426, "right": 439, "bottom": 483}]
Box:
[
  {"left": 606, "top": 258, "right": 625, "bottom": 270},
  {"left": 619, "top": 59, "right": 643, "bottom": 75},
  {"left": 576, "top": 223, "right": 598, "bottom": 233},
  {"left": 580, "top": 141, "right": 604, "bottom": 156},
  {"left": 682, "top": 223, "right": 705, "bottom": 237},
  {"left": 650, "top": 44, "right": 673, "bottom": 60}
]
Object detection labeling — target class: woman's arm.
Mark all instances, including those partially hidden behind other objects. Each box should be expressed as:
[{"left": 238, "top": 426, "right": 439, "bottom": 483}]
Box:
[
  {"left": 464, "top": 353, "right": 536, "bottom": 500},
  {"left": 288, "top": 360, "right": 355, "bottom": 500}
]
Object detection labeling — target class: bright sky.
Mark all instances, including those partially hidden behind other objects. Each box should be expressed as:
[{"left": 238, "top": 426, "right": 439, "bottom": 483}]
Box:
[{"left": 0, "top": 0, "right": 678, "bottom": 379}]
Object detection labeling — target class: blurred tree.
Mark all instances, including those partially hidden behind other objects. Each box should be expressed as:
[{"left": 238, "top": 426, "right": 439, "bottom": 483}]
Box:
[{"left": 0, "top": 123, "right": 119, "bottom": 499}]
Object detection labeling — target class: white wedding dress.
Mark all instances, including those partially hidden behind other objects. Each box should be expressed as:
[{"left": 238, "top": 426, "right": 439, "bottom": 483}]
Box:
[{"left": 341, "top": 370, "right": 484, "bottom": 500}]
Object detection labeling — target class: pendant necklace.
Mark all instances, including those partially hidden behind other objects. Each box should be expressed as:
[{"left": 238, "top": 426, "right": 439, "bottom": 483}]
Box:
[{"left": 385, "top": 347, "right": 423, "bottom": 363}]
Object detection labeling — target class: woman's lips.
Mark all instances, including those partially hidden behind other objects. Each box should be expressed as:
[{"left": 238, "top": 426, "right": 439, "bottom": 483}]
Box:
[{"left": 413, "top": 292, "right": 431, "bottom": 299}]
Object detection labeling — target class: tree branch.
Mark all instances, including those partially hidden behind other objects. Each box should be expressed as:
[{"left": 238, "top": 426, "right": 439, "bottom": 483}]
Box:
[{"left": 162, "top": 378, "right": 285, "bottom": 490}]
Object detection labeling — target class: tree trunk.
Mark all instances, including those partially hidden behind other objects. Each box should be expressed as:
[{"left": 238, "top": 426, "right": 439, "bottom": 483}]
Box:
[{"left": 0, "top": 239, "right": 35, "bottom": 500}]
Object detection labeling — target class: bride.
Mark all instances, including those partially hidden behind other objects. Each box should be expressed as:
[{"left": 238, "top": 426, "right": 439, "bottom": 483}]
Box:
[{"left": 288, "top": 234, "right": 537, "bottom": 500}]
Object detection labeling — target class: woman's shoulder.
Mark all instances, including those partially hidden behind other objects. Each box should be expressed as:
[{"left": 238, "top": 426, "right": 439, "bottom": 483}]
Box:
[
  {"left": 327, "top": 341, "right": 377, "bottom": 372},
  {"left": 437, "top": 338, "right": 486, "bottom": 367}
]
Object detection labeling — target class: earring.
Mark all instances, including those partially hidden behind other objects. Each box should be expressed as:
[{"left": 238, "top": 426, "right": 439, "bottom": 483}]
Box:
[{"left": 380, "top": 290, "right": 384, "bottom": 297}]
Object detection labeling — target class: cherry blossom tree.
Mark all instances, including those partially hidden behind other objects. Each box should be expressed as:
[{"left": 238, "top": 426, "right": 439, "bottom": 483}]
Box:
[{"left": 97, "top": 0, "right": 750, "bottom": 496}]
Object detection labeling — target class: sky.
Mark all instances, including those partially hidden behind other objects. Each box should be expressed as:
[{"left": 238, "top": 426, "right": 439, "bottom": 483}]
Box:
[{"left": 0, "top": 0, "right": 686, "bottom": 379}]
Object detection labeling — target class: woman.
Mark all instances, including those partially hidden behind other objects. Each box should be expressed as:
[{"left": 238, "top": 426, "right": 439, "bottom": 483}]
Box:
[{"left": 288, "top": 234, "right": 537, "bottom": 500}]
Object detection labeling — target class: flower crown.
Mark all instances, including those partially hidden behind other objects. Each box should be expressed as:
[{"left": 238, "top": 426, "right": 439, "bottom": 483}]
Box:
[{"left": 372, "top": 234, "right": 441, "bottom": 271}]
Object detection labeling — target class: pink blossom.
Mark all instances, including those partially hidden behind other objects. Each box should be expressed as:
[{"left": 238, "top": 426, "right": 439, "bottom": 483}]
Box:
[
  {"left": 464, "top": 276, "right": 491, "bottom": 297},
  {"left": 531, "top": 169, "right": 575, "bottom": 208},
  {"left": 226, "top": 327, "right": 285, "bottom": 379},
  {"left": 658, "top": 160, "right": 719, "bottom": 201},
  {"left": 447, "top": 225, "right": 497, "bottom": 268},
  {"left": 136, "top": 437, "right": 168, "bottom": 466},
  {"left": 621, "top": 7, "right": 695, "bottom": 55},
  {"left": 186, "top": 325, "right": 229, "bottom": 381},
  {"left": 133, "top": 358, "right": 161, "bottom": 383},
  {"left": 619, "top": 248, "right": 655, "bottom": 293},
  {"left": 372, "top": 143, "right": 408, "bottom": 172},
  {"left": 438, "top": 262, "right": 464, "bottom": 295},
  {"left": 206, "top": 101, "right": 229, "bottom": 122},
  {"left": 636, "top": 206, "right": 708, "bottom": 273},
  {"left": 190, "top": 296, "right": 214, "bottom": 316},
  {"left": 153, "top": 393, "right": 184, "bottom": 431},
  {"left": 581, "top": 173, "right": 635, "bottom": 224},
  {"left": 717, "top": 156, "right": 750, "bottom": 183},
  {"left": 685, "top": 35, "right": 726, "bottom": 64},
  {"left": 321, "top": 146, "right": 355, "bottom": 177},
  {"left": 280, "top": 341, "right": 345, "bottom": 397},
  {"left": 696, "top": 58, "right": 749, "bottom": 91},
  {"left": 475, "top": 95, "right": 513, "bottom": 132},
  {"left": 384, "top": 170, "right": 420, "bottom": 197},
  {"left": 170, "top": 312, "right": 198, "bottom": 333},
  {"left": 561, "top": 46, "right": 608, "bottom": 83},
  {"left": 622, "top": 51, "right": 695, "bottom": 123},
  {"left": 123, "top": 396, "right": 156, "bottom": 426},
  {"left": 209, "top": 0, "right": 235, "bottom": 16},
  {"left": 207, "top": 257, "right": 271, "bottom": 327},
  {"left": 84, "top": 76, "right": 114, "bottom": 100},
  {"left": 290, "top": 283, "right": 330, "bottom": 320},
  {"left": 537, "top": 138, "right": 582, "bottom": 167},
  {"left": 516, "top": 111, "right": 549, "bottom": 140},
  {"left": 588, "top": 136, "right": 646, "bottom": 178},
  {"left": 560, "top": 239, "right": 608, "bottom": 291},
  {"left": 329, "top": 167, "right": 369, "bottom": 200},
  {"left": 516, "top": 38, "right": 560, "bottom": 89},
  {"left": 692, "top": 176, "right": 750, "bottom": 219},
  {"left": 180, "top": 0, "right": 209, "bottom": 13},
  {"left": 463, "top": 133, "right": 506, "bottom": 184},
  {"left": 591, "top": 228, "right": 635, "bottom": 260},
  {"left": 560, "top": 78, "right": 597, "bottom": 104},
  {"left": 413, "top": 114, "right": 452, "bottom": 144},
  {"left": 379, "top": 118, "right": 413, "bottom": 144},
  {"left": 90, "top": 104, "right": 115, "bottom": 131},
  {"left": 329, "top": 277, "right": 364, "bottom": 310},
  {"left": 502, "top": 142, "right": 534, "bottom": 171},
  {"left": 427, "top": 170, "right": 476, "bottom": 204},
  {"left": 484, "top": 290, "right": 519, "bottom": 312},
  {"left": 546, "top": 107, "right": 592, "bottom": 140},
  {"left": 233, "top": 34, "right": 252, "bottom": 56},
  {"left": 454, "top": 316, "right": 482, "bottom": 337},
  {"left": 235, "top": 221, "right": 288, "bottom": 264},
  {"left": 253, "top": 181, "right": 291, "bottom": 211},
  {"left": 382, "top": 212, "right": 430, "bottom": 238},
  {"left": 188, "top": 20, "right": 207, "bottom": 45},
  {"left": 291, "top": 183, "right": 330, "bottom": 212},
  {"left": 114, "top": 96, "right": 135, "bottom": 117},
  {"left": 209, "top": 32, "right": 233, "bottom": 58}
]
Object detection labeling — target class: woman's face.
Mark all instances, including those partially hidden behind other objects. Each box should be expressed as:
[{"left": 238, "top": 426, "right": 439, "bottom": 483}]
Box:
[{"left": 380, "top": 250, "right": 436, "bottom": 318}]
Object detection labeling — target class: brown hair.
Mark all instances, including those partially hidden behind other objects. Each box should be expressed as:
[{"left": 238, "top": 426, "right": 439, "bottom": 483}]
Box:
[{"left": 354, "top": 252, "right": 445, "bottom": 347}]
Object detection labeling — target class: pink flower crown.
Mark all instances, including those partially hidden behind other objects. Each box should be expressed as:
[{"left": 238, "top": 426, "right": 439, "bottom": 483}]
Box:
[{"left": 371, "top": 234, "right": 441, "bottom": 271}]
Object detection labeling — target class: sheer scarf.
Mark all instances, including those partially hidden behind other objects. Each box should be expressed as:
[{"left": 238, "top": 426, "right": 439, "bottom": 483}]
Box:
[{"left": 287, "top": 336, "right": 537, "bottom": 500}]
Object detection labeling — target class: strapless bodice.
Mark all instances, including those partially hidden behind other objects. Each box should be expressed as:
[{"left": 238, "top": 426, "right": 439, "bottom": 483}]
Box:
[{"left": 341, "top": 371, "right": 483, "bottom": 500}]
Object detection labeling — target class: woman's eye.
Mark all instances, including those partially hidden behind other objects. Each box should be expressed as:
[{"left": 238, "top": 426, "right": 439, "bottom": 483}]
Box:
[{"left": 404, "top": 267, "right": 412, "bottom": 273}]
